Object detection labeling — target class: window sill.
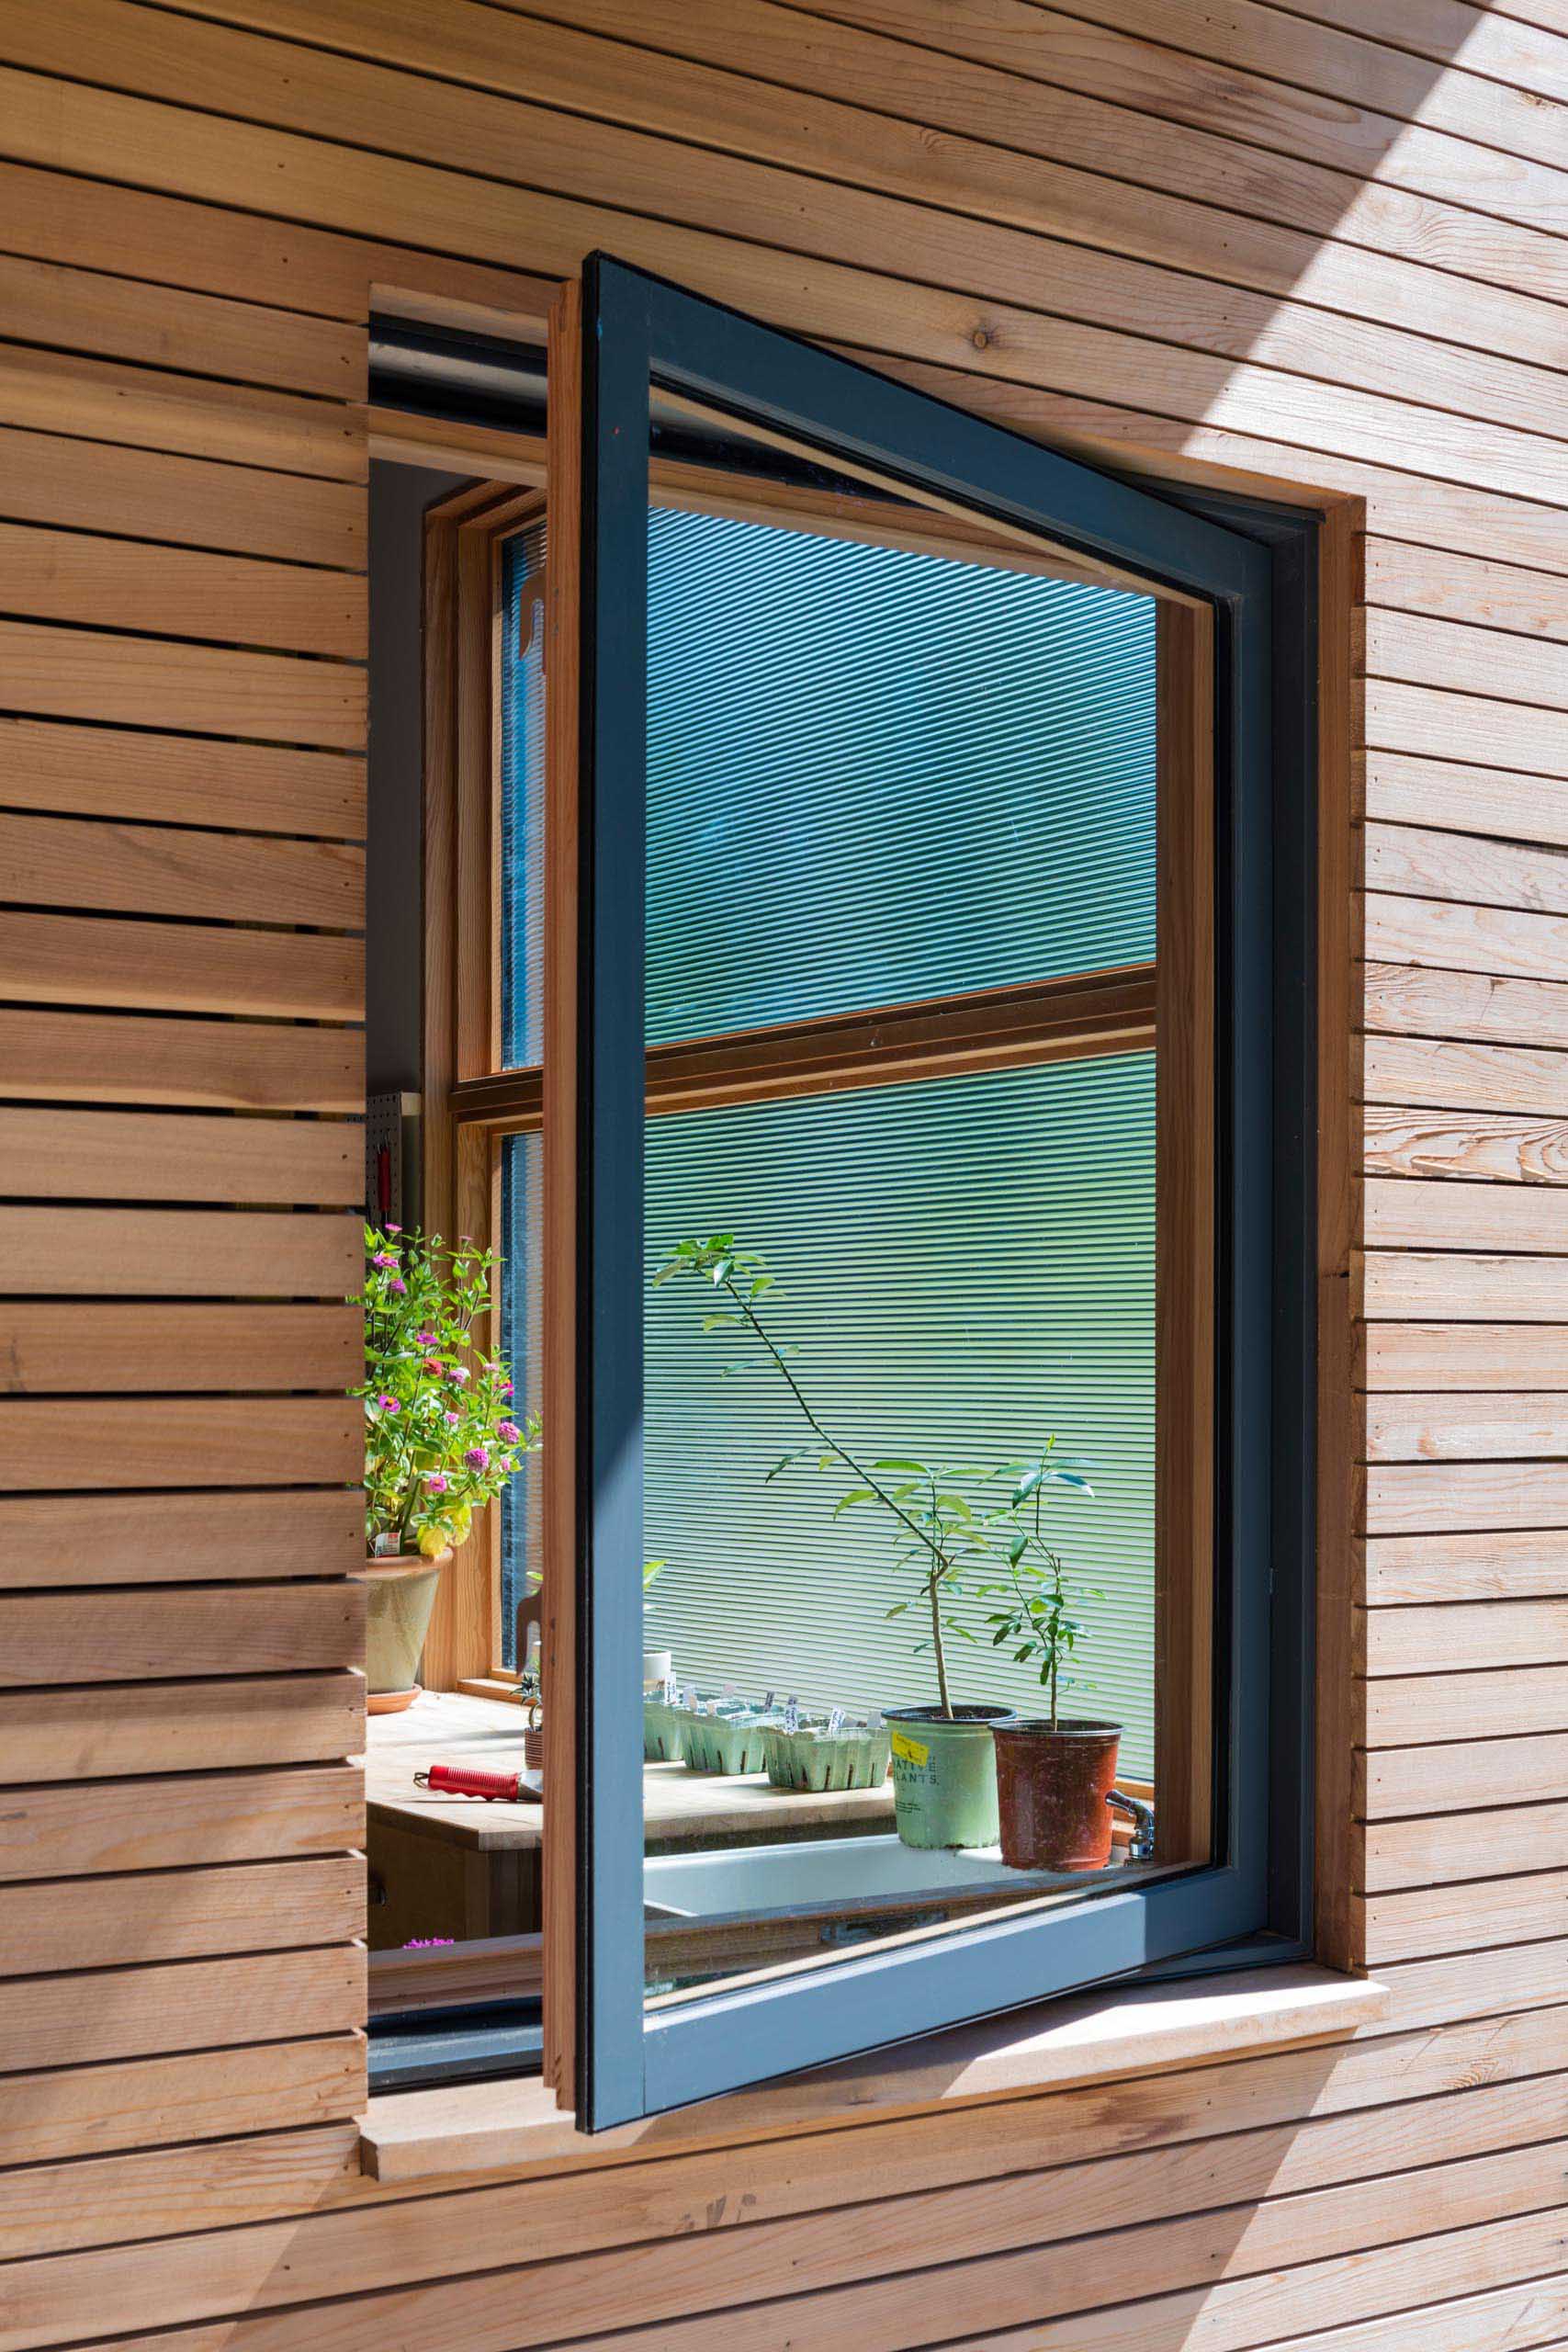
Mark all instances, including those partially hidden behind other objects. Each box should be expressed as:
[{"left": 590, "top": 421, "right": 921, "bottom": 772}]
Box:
[{"left": 359, "top": 1961, "right": 1387, "bottom": 2183}]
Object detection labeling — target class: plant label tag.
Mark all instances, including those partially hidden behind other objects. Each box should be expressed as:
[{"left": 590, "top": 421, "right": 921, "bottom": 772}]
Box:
[
  {"left": 827, "top": 1708, "right": 846, "bottom": 1734},
  {"left": 762, "top": 1690, "right": 775, "bottom": 1711},
  {"left": 680, "top": 1684, "right": 697, "bottom": 1710},
  {"left": 661, "top": 1675, "right": 677, "bottom": 1705},
  {"left": 866, "top": 1709, "right": 884, "bottom": 1731},
  {"left": 784, "top": 1695, "right": 800, "bottom": 1732}
]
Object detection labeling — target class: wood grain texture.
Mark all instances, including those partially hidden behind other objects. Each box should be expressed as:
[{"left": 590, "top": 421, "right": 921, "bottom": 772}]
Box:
[
  {"left": 1, "top": 0, "right": 1564, "bottom": 2339},
  {"left": 0, "top": 1109, "right": 362, "bottom": 1204},
  {"left": 0, "top": 1489, "right": 362, "bottom": 1585},
  {"left": 0, "top": 1397, "right": 360, "bottom": 1489}
]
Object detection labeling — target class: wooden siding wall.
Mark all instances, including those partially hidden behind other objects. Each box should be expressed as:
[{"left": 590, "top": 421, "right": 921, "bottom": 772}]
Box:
[{"left": 0, "top": 0, "right": 1564, "bottom": 2345}]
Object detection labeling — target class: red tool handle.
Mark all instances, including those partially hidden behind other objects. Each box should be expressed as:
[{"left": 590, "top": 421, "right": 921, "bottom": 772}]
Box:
[{"left": 416, "top": 1762, "right": 536, "bottom": 1803}]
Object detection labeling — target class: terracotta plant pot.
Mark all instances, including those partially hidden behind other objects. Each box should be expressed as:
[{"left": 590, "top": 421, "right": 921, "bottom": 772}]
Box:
[
  {"left": 992, "top": 1717, "right": 1123, "bottom": 1871},
  {"left": 362, "top": 1551, "right": 451, "bottom": 1713},
  {"left": 884, "top": 1703, "right": 1011, "bottom": 1849}
]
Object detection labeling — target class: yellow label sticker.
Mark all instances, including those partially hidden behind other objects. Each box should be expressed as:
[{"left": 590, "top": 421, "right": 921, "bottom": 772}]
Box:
[{"left": 890, "top": 1730, "right": 930, "bottom": 1768}]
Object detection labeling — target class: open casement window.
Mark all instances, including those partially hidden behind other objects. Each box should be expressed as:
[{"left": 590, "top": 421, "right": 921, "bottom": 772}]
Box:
[{"left": 515, "top": 256, "right": 1313, "bottom": 2132}]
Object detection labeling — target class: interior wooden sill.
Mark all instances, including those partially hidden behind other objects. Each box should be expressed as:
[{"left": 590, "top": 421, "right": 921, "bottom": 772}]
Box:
[{"left": 359, "top": 1962, "right": 1386, "bottom": 2183}]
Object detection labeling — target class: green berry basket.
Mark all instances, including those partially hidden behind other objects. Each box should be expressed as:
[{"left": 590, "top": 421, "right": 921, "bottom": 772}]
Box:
[
  {"left": 643, "top": 1696, "right": 688, "bottom": 1762},
  {"left": 682, "top": 1711, "right": 773, "bottom": 1776},
  {"left": 762, "top": 1720, "right": 891, "bottom": 1793}
]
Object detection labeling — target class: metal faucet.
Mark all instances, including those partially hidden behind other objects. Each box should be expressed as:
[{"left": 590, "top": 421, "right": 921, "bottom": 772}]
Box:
[{"left": 1107, "top": 1789, "right": 1156, "bottom": 1863}]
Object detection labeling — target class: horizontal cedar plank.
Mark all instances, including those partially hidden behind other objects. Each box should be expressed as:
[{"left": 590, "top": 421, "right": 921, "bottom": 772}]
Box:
[
  {"left": 9, "top": 2070, "right": 1568, "bottom": 2352},
  {"left": 1360, "top": 1250, "right": 1568, "bottom": 1319},
  {"left": 0, "top": 1207, "right": 359, "bottom": 1296},
  {"left": 0, "top": 336, "right": 361, "bottom": 480},
  {"left": 1364, "top": 610, "right": 1568, "bottom": 711},
  {"left": 0, "top": 424, "right": 365, "bottom": 569},
  {"left": 0, "top": 2121, "right": 366, "bottom": 2263},
  {"left": 1367, "top": 905, "right": 1568, "bottom": 1018},
  {"left": 557, "top": 2201, "right": 1568, "bottom": 2352},
  {"left": 1366, "top": 540, "right": 1568, "bottom": 643},
  {"left": 0, "top": 716, "right": 365, "bottom": 837},
  {"left": 1359, "top": 1599, "right": 1568, "bottom": 1678},
  {"left": 1359, "top": 1869, "right": 1568, "bottom": 1962},
  {"left": 0, "top": 1397, "right": 360, "bottom": 1489},
  {"left": 885, "top": 0, "right": 1568, "bottom": 180},
  {"left": 1364, "top": 1801, "right": 1568, "bottom": 1892},
  {"left": 0, "top": 1584, "right": 363, "bottom": 1684},
  {"left": 152, "top": 0, "right": 1568, "bottom": 369},
  {"left": 0, "top": 1009, "right": 361, "bottom": 1110},
  {"left": 69, "top": 2145, "right": 1568, "bottom": 2352},
  {"left": 1369, "top": 1464, "right": 1568, "bottom": 1536},
  {"left": 1362, "top": 1322, "right": 1568, "bottom": 1388},
  {"left": 1365, "top": 1662, "right": 1568, "bottom": 1741},
  {"left": 0, "top": 2033, "right": 364, "bottom": 2166},
  {"left": 1374, "top": 1948, "right": 1568, "bottom": 2034},
  {"left": 1365, "top": 1035, "right": 1568, "bottom": 1117},
  {"left": 1366, "top": 1392, "right": 1568, "bottom": 1462},
  {"left": 16, "top": 0, "right": 1568, "bottom": 443},
  {"left": 1366, "top": 825, "right": 1568, "bottom": 919},
  {"left": 897, "top": 356, "right": 1568, "bottom": 580},
  {"left": 0, "top": 909, "right": 362, "bottom": 1020},
  {"left": 0, "top": 153, "right": 554, "bottom": 323},
  {"left": 0, "top": 1301, "right": 358, "bottom": 1392},
  {"left": 0, "top": 1489, "right": 361, "bottom": 1584},
  {"left": 0, "top": 1674, "right": 363, "bottom": 1780},
  {"left": 0, "top": 1855, "right": 362, "bottom": 1974},
  {"left": 0, "top": 620, "right": 365, "bottom": 749},
  {"left": 460, "top": 0, "right": 1568, "bottom": 304},
  {"left": 1286, "top": 0, "right": 1568, "bottom": 99},
  {"left": 1364, "top": 1109, "right": 1568, "bottom": 1185},
  {"left": 1364, "top": 748, "right": 1568, "bottom": 850},
  {"left": 0, "top": 1945, "right": 366, "bottom": 2076},
  {"left": 1365, "top": 1528, "right": 1568, "bottom": 1603},
  {"left": 0, "top": 251, "right": 360, "bottom": 401},
  {"left": 1359, "top": 1733, "right": 1568, "bottom": 1818},
  {"left": 0, "top": 811, "right": 362, "bottom": 926},
  {"left": 0, "top": 521, "right": 365, "bottom": 658},
  {"left": 1365, "top": 1176, "right": 1568, "bottom": 1252},
  {"left": 3, "top": 2011, "right": 1560, "bottom": 2267},
  {"left": 0, "top": 1108, "right": 361, "bottom": 1204},
  {"left": 0, "top": 67, "right": 1556, "bottom": 509},
  {"left": 1366, "top": 678, "right": 1568, "bottom": 776},
  {"left": 0, "top": 1761, "right": 362, "bottom": 1882}
]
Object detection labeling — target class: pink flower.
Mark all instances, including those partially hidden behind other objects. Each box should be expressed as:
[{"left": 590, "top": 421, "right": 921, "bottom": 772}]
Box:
[
  {"left": 415, "top": 1329, "right": 437, "bottom": 1347},
  {"left": 497, "top": 1419, "right": 521, "bottom": 1443},
  {"left": 425, "top": 1472, "right": 449, "bottom": 1494},
  {"left": 449, "top": 1364, "right": 471, "bottom": 1385},
  {"left": 444, "top": 1410, "right": 461, "bottom": 1428},
  {"left": 501, "top": 1380, "right": 514, "bottom": 1399},
  {"left": 371, "top": 1251, "right": 398, "bottom": 1270},
  {"left": 421, "top": 1355, "right": 444, "bottom": 1374},
  {"left": 389, "top": 1277, "right": 407, "bottom": 1295},
  {"left": 464, "top": 1445, "right": 491, "bottom": 1473},
  {"left": 376, "top": 1393, "right": 400, "bottom": 1413},
  {"left": 385, "top": 1224, "right": 402, "bottom": 1236}
]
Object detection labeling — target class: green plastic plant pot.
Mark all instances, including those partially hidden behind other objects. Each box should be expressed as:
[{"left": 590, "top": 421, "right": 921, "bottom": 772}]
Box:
[
  {"left": 643, "top": 1698, "right": 688, "bottom": 1762},
  {"left": 682, "top": 1713, "right": 772, "bottom": 1775},
  {"left": 884, "top": 1703, "right": 1010, "bottom": 1849},
  {"left": 762, "top": 1723, "right": 891, "bottom": 1792}
]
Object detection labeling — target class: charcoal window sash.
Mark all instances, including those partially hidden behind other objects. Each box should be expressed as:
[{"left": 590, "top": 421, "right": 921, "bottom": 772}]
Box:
[{"left": 569, "top": 254, "right": 1299, "bottom": 2132}]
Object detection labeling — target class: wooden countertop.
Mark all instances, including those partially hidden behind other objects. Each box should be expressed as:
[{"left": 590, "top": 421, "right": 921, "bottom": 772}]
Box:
[{"left": 368, "top": 1688, "right": 897, "bottom": 1851}]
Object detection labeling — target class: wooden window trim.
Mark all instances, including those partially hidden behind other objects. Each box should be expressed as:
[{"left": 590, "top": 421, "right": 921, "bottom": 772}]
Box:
[{"left": 422, "top": 452, "right": 1216, "bottom": 1899}]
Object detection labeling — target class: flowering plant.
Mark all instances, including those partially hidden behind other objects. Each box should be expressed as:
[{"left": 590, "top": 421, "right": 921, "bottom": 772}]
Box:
[{"left": 356, "top": 1224, "right": 538, "bottom": 1558}]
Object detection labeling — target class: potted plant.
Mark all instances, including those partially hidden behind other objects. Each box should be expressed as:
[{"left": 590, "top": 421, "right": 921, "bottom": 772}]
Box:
[
  {"left": 656, "top": 1234, "right": 1008, "bottom": 1849},
  {"left": 979, "top": 1447, "right": 1120, "bottom": 1871},
  {"left": 356, "top": 1225, "right": 538, "bottom": 1712}
]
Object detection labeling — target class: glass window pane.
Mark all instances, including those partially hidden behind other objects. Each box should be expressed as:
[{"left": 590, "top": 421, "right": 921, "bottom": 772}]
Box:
[
  {"left": 646, "top": 507, "right": 1155, "bottom": 1043},
  {"left": 500, "top": 522, "right": 547, "bottom": 1071}
]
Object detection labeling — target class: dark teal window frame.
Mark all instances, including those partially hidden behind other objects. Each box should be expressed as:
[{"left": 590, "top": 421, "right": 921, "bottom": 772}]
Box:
[{"left": 558, "top": 254, "right": 1314, "bottom": 2132}]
